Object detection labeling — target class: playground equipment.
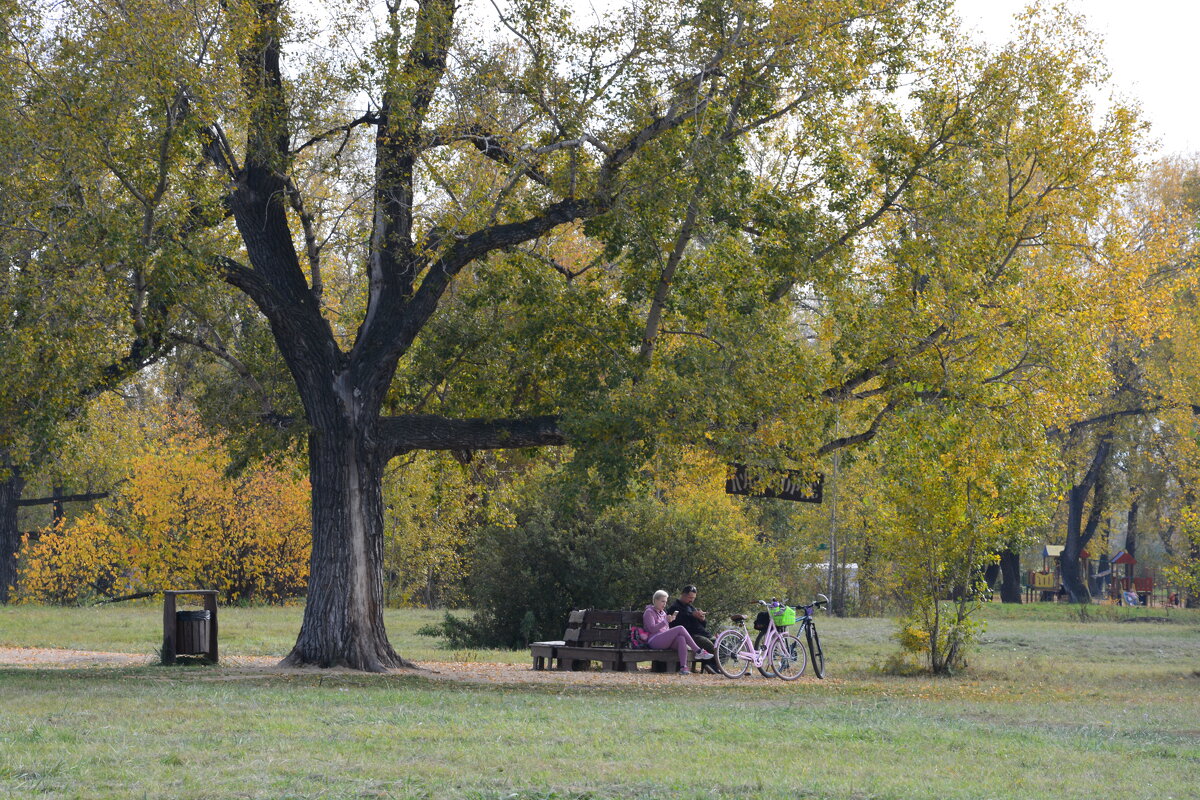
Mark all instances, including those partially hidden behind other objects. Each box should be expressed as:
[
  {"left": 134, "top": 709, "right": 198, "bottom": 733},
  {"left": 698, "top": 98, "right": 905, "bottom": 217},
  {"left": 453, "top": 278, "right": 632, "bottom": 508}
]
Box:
[
  {"left": 1106, "top": 550, "right": 1154, "bottom": 605},
  {"left": 1024, "top": 545, "right": 1090, "bottom": 601}
]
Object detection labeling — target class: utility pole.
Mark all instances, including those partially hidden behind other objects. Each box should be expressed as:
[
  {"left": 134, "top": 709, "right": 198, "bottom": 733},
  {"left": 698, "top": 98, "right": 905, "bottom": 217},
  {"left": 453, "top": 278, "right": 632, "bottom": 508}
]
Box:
[{"left": 827, "top": 425, "right": 840, "bottom": 616}]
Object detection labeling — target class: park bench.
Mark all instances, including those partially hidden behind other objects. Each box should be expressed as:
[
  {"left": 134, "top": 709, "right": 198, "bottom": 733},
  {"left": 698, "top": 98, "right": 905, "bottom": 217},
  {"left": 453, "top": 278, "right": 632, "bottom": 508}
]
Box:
[{"left": 530, "top": 609, "right": 700, "bottom": 673}]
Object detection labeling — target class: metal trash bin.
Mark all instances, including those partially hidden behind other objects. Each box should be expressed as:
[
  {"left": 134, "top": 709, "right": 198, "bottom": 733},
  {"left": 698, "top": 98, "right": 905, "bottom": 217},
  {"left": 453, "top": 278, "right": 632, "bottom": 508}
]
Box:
[{"left": 162, "top": 590, "right": 218, "bottom": 664}]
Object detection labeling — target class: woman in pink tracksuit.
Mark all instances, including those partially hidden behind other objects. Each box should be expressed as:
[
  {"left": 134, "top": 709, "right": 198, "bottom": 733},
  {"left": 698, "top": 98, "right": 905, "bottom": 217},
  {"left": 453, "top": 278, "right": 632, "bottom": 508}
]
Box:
[{"left": 643, "top": 589, "right": 713, "bottom": 674}]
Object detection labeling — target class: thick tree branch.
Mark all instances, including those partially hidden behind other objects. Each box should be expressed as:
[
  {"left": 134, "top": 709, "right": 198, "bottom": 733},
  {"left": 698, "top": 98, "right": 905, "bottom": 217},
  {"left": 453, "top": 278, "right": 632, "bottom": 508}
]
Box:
[
  {"left": 1080, "top": 455, "right": 1108, "bottom": 548},
  {"left": 379, "top": 413, "right": 565, "bottom": 458},
  {"left": 369, "top": 0, "right": 456, "bottom": 300},
  {"left": 18, "top": 491, "right": 109, "bottom": 507},
  {"left": 227, "top": 1, "right": 344, "bottom": 400},
  {"left": 817, "top": 402, "right": 896, "bottom": 455},
  {"left": 370, "top": 195, "right": 602, "bottom": 378},
  {"left": 639, "top": 186, "right": 704, "bottom": 361},
  {"left": 1079, "top": 430, "right": 1112, "bottom": 494}
]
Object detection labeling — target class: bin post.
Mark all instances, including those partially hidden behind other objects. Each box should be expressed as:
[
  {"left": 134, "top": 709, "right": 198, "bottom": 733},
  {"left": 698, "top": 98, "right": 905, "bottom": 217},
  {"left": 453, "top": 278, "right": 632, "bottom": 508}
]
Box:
[
  {"left": 204, "top": 591, "right": 218, "bottom": 663},
  {"left": 162, "top": 590, "right": 219, "bottom": 665},
  {"left": 162, "top": 591, "right": 177, "bottom": 665}
]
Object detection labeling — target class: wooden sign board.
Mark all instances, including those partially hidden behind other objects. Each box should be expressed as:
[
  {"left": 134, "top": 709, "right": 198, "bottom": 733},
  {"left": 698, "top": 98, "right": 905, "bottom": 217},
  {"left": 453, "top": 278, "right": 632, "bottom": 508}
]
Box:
[{"left": 725, "top": 464, "right": 823, "bottom": 503}]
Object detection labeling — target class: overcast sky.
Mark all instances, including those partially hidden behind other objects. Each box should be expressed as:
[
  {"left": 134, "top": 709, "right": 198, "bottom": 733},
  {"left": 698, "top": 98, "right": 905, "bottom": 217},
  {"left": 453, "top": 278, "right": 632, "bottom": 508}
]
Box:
[{"left": 953, "top": 0, "right": 1199, "bottom": 157}]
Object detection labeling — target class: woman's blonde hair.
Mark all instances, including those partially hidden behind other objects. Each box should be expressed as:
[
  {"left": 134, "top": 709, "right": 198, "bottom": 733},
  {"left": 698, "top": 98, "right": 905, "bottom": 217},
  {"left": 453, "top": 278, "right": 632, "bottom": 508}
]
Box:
[{"left": 653, "top": 589, "right": 668, "bottom": 603}]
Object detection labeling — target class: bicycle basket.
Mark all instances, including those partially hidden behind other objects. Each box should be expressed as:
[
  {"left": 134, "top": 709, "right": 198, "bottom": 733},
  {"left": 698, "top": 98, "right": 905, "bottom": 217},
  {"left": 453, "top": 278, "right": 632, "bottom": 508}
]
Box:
[{"left": 769, "top": 605, "right": 796, "bottom": 626}]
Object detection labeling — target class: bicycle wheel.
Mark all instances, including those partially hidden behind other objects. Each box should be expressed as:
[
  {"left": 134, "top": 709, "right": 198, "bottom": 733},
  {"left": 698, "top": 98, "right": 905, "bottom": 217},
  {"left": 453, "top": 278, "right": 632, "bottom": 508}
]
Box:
[
  {"left": 770, "top": 633, "right": 807, "bottom": 680},
  {"left": 714, "top": 629, "right": 751, "bottom": 678},
  {"left": 806, "top": 624, "right": 825, "bottom": 679},
  {"left": 753, "top": 630, "right": 773, "bottom": 677}
]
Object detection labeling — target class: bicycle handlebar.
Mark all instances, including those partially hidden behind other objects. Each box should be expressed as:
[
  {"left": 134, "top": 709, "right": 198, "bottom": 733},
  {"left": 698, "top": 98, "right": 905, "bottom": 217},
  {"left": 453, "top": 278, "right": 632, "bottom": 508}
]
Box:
[{"left": 756, "top": 596, "right": 829, "bottom": 610}]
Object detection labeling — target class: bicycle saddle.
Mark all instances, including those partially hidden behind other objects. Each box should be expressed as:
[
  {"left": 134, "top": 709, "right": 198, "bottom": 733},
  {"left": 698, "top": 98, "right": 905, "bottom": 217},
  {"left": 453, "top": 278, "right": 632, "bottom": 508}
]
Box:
[{"left": 730, "top": 614, "right": 747, "bottom": 622}]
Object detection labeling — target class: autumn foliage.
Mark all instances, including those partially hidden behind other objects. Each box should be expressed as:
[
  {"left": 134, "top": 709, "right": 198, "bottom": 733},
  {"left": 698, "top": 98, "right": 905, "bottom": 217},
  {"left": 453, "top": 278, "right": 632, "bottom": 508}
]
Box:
[{"left": 17, "top": 414, "right": 310, "bottom": 604}]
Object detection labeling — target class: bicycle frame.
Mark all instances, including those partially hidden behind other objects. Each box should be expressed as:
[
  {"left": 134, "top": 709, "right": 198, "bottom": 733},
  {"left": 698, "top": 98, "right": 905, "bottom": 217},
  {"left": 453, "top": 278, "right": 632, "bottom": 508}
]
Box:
[
  {"left": 796, "top": 596, "right": 826, "bottom": 679},
  {"left": 721, "top": 605, "right": 787, "bottom": 670}
]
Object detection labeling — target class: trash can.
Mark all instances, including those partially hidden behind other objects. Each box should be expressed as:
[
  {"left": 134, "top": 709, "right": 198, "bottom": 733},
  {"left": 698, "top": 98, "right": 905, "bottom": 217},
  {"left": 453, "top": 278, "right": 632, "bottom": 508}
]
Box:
[
  {"left": 176, "top": 610, "right": 212, "bottom": 655},
  {"left": 162, "top": 590, "right": 218, "bottom": 664}
]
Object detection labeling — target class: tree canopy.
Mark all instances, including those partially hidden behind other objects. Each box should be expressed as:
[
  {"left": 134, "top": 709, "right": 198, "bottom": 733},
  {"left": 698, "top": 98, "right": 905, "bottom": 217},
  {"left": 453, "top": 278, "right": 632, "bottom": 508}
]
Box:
[{"left": 2, "top": 0, "right": 1171, "bottom": 668}]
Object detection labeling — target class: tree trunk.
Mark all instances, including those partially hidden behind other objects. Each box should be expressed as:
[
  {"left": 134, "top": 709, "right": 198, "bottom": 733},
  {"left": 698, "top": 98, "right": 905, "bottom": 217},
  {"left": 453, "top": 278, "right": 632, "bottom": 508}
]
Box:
[
  {"left": 999, "top": 547, "right": 1022, "bottom": 603},
  {"left": 983, "top": 561, "right": 1000, "bottom": 590},
  {"left": 1062, "top": 433, "right": 1111, "bottom": 604},
  {"left": 281, "top": 425, "right": 412, "bottom": 671},
  {"left": 1062, "top": 484, "right": 1091, "bottom": 603},
  {"left": 0, "top": 466, "right": 25, "bottom": 604},
  {"left": 1125, "top": 501, "right": 1138, "bottom": 561}
]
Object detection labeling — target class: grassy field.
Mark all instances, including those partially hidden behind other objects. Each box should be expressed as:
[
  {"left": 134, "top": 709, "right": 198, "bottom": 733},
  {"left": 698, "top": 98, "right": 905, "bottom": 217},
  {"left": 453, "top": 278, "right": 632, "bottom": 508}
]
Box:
[
  {"left": 0, "top": 603, "right": 525, "bottom": 664},
  {"left": 1, "top": 602, "right": 1198, "bottom": 799}
]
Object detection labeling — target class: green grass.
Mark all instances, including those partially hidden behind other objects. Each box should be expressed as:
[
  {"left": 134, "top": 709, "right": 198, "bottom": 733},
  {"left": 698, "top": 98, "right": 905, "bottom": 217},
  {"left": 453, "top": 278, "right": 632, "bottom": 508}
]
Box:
[
  {"left": 0, "top": 602, "right": 526, "bottom": 664},
  {"left": 1, "top": 603, "right": 1198, "bottom": 799}
]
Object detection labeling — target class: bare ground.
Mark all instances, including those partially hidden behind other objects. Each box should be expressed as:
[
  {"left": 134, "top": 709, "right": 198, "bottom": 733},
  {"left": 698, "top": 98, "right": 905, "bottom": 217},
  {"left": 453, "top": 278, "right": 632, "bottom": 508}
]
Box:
[{"left": 0, "top": 646, "right": 823, "bottom": 686}]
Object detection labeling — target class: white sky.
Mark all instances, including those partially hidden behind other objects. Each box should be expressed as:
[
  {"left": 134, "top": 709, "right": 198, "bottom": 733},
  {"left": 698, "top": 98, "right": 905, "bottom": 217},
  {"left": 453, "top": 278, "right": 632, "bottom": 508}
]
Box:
[{"left": 954, "top": 0, "right": 1200, "bottom": 157}]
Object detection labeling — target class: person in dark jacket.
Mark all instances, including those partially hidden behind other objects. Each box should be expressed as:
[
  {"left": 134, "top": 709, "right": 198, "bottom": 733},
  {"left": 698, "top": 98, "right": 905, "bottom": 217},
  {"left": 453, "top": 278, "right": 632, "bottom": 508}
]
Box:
[{"left": 668, "top": 585, "right": 717, "bottom": 673}]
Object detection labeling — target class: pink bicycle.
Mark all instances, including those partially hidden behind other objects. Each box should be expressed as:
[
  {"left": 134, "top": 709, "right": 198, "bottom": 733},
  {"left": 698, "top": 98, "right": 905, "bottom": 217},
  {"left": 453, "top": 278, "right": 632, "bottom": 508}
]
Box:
[{"left": 713, "top": 599, "right": 810, "bottom": 680}]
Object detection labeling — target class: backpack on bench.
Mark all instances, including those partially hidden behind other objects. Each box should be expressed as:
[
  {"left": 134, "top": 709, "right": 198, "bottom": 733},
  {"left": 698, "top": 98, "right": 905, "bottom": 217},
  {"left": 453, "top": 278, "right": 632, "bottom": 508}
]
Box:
[{"left": 629, "top": 626, "right": 650, "bottom": 649}]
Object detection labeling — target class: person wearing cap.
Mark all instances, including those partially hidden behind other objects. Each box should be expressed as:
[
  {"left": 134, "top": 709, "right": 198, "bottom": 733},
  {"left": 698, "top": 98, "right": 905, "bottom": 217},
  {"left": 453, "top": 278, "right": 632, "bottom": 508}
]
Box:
[{"left": 668, "top": 585, "right": 718, "bottom": 673}]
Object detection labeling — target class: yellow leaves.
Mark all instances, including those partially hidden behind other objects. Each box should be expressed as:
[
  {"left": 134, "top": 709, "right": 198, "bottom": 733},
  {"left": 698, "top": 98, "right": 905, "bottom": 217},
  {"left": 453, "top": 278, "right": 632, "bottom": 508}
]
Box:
[{"left": 17, "top": 411, "right": 311, "bottom": 604}]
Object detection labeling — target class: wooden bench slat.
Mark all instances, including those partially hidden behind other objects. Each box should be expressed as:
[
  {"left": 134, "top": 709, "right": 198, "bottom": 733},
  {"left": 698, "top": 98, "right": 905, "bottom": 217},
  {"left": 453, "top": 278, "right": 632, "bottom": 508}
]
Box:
[{"left": 576, "top": 628, "right": 626, "bottom": 644}]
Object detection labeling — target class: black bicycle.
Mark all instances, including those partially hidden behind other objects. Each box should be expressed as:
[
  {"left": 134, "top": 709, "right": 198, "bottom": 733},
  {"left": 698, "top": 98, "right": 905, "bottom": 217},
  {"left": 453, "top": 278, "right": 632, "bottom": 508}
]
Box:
[{"left": 750, "top": 594, "right": 827, "bottom": 679}]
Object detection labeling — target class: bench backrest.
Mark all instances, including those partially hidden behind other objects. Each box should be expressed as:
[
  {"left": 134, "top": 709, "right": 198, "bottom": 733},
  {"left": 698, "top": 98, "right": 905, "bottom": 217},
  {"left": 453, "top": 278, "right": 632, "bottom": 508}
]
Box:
[{"left": 563, "top": 609, "right": 643, "bottom": 647}]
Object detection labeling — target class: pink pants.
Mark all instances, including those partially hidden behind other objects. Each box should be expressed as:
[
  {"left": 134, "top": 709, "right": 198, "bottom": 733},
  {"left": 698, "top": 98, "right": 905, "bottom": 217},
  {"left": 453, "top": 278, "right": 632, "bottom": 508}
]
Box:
[{"left": 646, "top": 627, "right": 701, "bottom": 666}]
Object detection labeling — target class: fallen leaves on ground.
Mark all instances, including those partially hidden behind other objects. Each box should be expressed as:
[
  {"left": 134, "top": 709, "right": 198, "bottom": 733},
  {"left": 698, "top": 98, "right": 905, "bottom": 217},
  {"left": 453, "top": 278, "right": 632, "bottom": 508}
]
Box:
[{"left": 0, "top": 647, "right": 825, "bottom": 685}]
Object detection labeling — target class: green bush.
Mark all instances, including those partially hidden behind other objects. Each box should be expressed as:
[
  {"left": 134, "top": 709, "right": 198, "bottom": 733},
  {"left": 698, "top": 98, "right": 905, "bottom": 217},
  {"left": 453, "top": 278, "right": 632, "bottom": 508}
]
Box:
[{"left": 425, "top": 466, "right": 777, "bottom": 648}]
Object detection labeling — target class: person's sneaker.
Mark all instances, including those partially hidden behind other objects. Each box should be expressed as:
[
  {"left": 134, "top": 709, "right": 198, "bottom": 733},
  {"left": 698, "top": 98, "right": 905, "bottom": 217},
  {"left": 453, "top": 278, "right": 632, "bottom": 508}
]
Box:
[
  {"left": 696, "top": 650, "right": 714, "bottom": 660},
  {"left": 678, "top": 667, "right": 692, "bottom": 674}
]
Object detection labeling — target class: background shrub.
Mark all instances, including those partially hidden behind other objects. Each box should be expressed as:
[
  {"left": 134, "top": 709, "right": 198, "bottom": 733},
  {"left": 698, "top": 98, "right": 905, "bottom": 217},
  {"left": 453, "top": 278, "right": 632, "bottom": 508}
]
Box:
[{"left": 437, "top": 460, "right": 777, "bottom": 648}]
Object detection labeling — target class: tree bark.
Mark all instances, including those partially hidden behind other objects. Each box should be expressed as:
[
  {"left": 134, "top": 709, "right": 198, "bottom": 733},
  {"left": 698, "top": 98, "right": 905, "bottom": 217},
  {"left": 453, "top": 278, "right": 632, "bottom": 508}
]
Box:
[
  {"left": 998, "top": 547, "right": 1022, "bottom": 603},
  {"left": 1062, "top": 434, "right": 1111, "bottom": 604},
  {"left": 1062, "top": 484, "right": 1088, "bottom": 603},
  {"left": 282, "top": 422, "right": 411, "bottom": 671},
  {"left": 1125, "top": 501, "right": 1138, "bottom": 561},
  {"left": 0, "top": 466, "right": 26, "bottom": 604}
]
